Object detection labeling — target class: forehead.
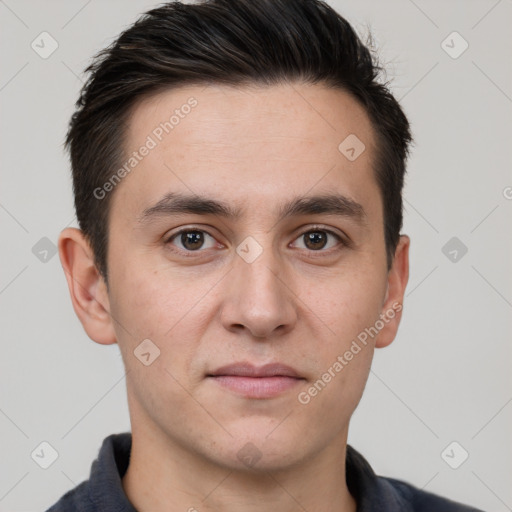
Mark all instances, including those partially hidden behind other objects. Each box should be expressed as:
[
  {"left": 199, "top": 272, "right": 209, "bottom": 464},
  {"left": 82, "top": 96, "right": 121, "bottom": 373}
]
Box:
[
  {"left": 128, "top": 82, "right": 375, "bottom": 151},
  {"left": 111, "top": 82, "right": 380, "bottom": 223}
]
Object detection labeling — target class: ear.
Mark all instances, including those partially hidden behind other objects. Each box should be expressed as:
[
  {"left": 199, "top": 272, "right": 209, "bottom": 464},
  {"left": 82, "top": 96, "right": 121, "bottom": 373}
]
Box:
[
  {"left": 58, "top": 227, "right": 117, "bottom": 345},
  {"left": 375, "top": 234, "right": 410, "bottom": 349}
]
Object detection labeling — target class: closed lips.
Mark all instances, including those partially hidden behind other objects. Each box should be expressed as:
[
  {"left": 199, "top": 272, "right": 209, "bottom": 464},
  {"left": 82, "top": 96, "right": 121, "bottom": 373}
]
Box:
[{"left": 207, "top": 362, "right": 303, "bottom": 379}]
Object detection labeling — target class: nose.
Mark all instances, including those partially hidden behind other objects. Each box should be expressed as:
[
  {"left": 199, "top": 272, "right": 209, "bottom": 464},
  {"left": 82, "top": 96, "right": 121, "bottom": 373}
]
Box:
[{"left": 220, "top": 242, "right": 298, "bottom": 339}]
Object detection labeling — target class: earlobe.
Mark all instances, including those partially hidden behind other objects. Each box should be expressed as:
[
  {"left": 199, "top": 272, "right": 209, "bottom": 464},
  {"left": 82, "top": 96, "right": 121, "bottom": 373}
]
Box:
[
  {"left": 375, "top": 235, "right": 410, "bottom": 349},
  {"left": 58, "top": 227, "right": 117, "bottom": 345}
]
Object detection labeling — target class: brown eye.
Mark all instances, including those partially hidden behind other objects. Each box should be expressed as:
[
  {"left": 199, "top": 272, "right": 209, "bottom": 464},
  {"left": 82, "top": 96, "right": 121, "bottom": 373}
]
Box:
[
  {"left": 303, "top": 231, "right": 328, "bottom": 250},
  {"left": 167, "top": 229, "right": 216, "bottom": 252},
  {"left": 292, "top": 228, "right": 343, "bottom": 252},
  {"left": 180, "top": 231, "right": 204, "bottom": 250}
]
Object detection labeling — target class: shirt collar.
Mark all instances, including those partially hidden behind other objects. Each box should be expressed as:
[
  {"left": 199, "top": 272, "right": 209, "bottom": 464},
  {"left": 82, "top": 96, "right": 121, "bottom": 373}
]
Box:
[{"left": 87, "top": 432, "right": 137, "bottom": 512}]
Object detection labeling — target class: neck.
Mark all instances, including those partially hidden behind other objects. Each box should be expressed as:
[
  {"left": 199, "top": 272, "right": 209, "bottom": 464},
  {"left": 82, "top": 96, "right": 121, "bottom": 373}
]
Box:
[{"left": 122, "top": 423, "right": 357, "bottom": 512}]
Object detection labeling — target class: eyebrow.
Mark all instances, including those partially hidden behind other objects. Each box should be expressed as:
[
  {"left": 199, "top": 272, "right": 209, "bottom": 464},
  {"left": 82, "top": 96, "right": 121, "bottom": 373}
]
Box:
[{"left": 137, "top": 191, "right": 367, "bottom": 226}]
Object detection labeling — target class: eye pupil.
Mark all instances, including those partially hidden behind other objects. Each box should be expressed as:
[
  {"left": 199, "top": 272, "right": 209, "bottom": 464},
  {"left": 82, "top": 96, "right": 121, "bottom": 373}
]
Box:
[
  {"left": 182, "top": 231, "right": 204, "bottom": 250},
  {"left": 305, "top": 231, "right": 327, "bottom": 250}
]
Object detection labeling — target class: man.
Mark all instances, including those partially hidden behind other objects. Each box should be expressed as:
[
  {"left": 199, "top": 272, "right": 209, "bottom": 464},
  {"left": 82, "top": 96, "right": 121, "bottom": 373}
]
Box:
[{"left": 48, "top": 0, "right": 483, "bottom": 510}]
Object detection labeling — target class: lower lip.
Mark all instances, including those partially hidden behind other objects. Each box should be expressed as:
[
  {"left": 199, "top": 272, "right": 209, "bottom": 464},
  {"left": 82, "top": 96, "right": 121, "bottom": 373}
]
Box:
[{"left": 209, "top": 375, "right": 303, "bottom": 399}]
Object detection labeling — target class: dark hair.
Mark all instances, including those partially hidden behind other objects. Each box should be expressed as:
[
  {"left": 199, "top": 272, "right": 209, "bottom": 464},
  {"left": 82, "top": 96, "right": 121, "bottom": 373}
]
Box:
[{"left": 65, "top": 0, "right": 412, "bottom": 282}]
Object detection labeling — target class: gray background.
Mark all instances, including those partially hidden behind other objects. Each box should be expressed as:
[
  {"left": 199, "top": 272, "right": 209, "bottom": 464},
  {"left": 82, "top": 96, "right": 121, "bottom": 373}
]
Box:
[{"left": 1, "top": 0, "right": 511, "bottom": 510}]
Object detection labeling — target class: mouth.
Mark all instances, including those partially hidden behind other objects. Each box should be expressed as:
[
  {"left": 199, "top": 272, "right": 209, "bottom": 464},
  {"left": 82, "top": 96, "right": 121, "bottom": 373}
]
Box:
[{"left": 206, "top": 362, "right": 305, "bottom": 399}]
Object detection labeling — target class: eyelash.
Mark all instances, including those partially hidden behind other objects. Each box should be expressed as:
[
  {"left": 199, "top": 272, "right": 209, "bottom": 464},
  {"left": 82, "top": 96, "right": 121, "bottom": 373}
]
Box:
[{"left": 164, "top": 226, "right": 348, "bottom": 257}]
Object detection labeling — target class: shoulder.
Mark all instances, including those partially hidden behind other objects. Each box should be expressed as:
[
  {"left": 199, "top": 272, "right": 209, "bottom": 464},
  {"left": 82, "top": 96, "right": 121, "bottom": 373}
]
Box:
[
  {"left": 346, "top": 445, "right": 484, "bottom": 511},
  {"left": 44, "top": 480, "right": 94, "bottom": 512},
  {"left": 44, "top": 432, "right": 133, "bottom": 512},
  {"left": 382, "top": 476, "right": 486, "bottom": 512}
]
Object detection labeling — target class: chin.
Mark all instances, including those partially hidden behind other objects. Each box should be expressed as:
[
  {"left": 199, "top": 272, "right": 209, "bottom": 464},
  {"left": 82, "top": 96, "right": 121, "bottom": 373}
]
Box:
[{"left": 212, "top": 426, "right": 309, "bottom": 473}]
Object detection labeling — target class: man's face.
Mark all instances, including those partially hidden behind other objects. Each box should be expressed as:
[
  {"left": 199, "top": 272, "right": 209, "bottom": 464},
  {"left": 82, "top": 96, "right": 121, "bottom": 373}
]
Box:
[{"left": 98, "top": 83, "right": 405, "bottom": 470}]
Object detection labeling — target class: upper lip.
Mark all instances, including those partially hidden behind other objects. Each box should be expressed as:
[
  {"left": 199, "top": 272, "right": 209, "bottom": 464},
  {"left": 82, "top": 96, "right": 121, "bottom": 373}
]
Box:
[{"left": 208, "top": 362, "right": 302, "bottom": 379}]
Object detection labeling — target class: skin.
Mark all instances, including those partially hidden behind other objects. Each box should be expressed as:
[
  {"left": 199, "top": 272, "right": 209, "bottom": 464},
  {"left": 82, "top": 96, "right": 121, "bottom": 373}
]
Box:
[{"left": 59, "top": 82, "right": 409, "bottom": 512}]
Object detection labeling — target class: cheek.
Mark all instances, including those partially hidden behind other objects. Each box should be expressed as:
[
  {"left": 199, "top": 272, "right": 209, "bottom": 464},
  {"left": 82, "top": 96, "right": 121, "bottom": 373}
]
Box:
[
  {"left": 108, "top": 263, "right": 218, "bottom": 372},
  {"left": 109, "top": 263, "right": 187, "bottom": 336},
  {"left": 110, "top": 269, "right": 203, "bottom": 410},
  {"left": 109, "top": 270, "right": 167, "bottom": 342},
  {"left": 303, "top": 265, "right": 387, "bottom": 343},
  {"left": 295, "top": 266, "right": 385, "bottom": 402},
  {"left": 295, "top": 300, "right": 377, "bottom": 432},
  {"left": 293, "top": 331, "right": 374, "bottom": 447}
]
